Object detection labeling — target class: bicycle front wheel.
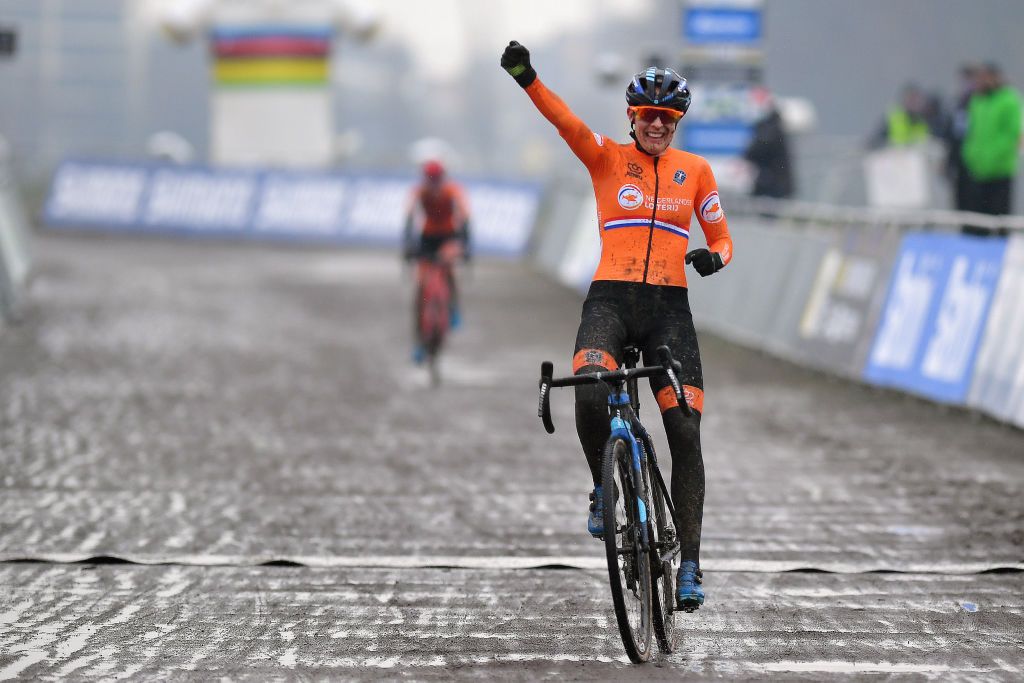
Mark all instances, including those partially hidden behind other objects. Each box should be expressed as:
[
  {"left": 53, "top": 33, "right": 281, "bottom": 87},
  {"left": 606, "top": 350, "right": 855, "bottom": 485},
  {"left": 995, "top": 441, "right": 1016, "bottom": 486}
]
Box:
[
  {"left": 419, "top": 283, "right": 448, "bottom": 386},
  {"left": 648, "top": 462, "right": 678, "bottom": 654},
  {"left": 602, "top": 436, "right": 653, "bottom": 663}
]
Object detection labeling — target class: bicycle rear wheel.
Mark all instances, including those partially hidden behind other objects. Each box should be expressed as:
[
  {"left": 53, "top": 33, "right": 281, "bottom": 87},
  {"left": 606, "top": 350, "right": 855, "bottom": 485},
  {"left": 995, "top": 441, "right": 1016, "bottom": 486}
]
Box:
[
  {"left": 602, "top": 437, "right": 653, "bottom": 663},
  {"left": 648, "top": 461, "right": 679, "bottom": 653},
  {"left": 421, "top": 320, "right": 443, "bottom": 387}
]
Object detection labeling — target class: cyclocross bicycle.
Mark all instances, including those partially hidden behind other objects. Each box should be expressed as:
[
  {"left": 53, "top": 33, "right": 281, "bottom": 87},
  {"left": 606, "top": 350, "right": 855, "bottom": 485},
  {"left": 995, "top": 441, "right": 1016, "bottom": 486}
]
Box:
[
  {"left": 413, "top": 241, "right": 461, "bottom": 386},
  {"left": 537, "top": 344, "right": 689, "bottom": 663}
]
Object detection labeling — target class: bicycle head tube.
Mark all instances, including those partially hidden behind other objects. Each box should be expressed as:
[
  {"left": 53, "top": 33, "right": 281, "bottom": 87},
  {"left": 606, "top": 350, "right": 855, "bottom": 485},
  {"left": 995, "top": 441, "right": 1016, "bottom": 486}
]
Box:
[{"left": 608, "top": 391, "right": 631, "bottom": 406}]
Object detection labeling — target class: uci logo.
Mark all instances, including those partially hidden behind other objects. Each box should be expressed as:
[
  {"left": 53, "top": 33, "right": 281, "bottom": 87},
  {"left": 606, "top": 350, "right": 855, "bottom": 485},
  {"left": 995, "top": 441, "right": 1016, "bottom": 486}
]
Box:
[{"left": 617, "top": 184, "right": 644, "bottom": 210}]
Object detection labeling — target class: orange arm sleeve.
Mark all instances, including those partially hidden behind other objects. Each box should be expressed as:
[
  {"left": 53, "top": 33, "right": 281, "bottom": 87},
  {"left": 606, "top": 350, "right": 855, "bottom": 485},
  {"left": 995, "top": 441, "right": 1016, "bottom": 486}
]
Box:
[
  {"left": 694, "top": 162, "right": 733, "bottom": 267},
  {"left": 524, "top": 78, "right": 608, "bottom": 172}
]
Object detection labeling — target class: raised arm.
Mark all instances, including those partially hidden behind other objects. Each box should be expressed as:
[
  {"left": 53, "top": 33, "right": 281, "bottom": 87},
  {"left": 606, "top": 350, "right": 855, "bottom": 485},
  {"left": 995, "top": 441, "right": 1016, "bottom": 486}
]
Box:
[{"left": 501, "top": 40, "right": 607, "bottom": 171}]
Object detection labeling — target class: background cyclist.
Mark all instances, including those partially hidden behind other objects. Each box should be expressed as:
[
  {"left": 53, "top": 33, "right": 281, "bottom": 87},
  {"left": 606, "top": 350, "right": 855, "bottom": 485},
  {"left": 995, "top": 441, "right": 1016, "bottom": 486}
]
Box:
[
  {"left": 403, "top": 159, "right": 471, "bottom": 363},
  {"left": 501, "top": 41, "right": 733, "bottom": 612}
]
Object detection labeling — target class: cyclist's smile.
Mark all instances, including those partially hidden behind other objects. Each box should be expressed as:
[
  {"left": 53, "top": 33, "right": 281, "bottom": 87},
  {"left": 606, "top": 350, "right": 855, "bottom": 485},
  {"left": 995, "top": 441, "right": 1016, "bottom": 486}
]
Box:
[{"left": 633, "top": 115, "right": 677, "bottom": 155}]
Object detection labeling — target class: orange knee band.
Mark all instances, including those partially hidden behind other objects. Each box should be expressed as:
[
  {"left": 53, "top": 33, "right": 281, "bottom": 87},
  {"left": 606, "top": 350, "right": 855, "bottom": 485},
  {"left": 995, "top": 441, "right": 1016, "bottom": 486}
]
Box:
[
  {"left": 572, "top": 348, "right": 617, "bottom": 373},
  {"left": 656, "top": 384, "right": 704, "bottom": 414}
]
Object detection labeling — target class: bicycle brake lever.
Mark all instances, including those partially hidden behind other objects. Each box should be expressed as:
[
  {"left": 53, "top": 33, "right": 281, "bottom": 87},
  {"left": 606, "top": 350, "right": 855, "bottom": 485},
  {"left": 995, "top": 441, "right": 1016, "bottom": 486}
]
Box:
[
  {"left": 539, "top": 361, "right": 555, "bottom": 434},
  {"left": 656, "top": 345, "right": 693, "bottom": 417}
]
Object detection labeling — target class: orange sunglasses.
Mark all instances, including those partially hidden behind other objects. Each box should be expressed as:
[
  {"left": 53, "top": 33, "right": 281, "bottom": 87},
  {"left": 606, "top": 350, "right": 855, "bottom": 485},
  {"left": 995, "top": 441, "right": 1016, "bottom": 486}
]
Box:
[{"left": 629, "top": 106, "right": 684, "bottom": 124}]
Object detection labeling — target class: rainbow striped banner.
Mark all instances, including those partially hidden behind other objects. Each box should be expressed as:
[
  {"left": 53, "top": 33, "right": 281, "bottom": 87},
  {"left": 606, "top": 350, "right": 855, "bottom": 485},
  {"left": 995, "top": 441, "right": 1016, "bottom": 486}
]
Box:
[{"left": 211, "top": 26, "right": 332, "bottom": 87}]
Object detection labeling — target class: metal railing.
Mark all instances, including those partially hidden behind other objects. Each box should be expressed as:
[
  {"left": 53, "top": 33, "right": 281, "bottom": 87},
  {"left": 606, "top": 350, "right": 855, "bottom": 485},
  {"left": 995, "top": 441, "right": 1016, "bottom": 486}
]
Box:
[{"left": 729, "top": 195, "right": 1024, "bottom": 233}]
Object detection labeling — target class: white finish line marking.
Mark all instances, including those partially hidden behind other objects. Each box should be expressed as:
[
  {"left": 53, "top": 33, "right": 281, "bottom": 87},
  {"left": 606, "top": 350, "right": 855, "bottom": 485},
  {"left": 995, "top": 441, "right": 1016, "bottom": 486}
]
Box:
[
  {"left": 763, "top": 661, "right": 987, "bottom": 674},
  {"left": 2, "top": 553, "right": 1022, "bottom": 574}
]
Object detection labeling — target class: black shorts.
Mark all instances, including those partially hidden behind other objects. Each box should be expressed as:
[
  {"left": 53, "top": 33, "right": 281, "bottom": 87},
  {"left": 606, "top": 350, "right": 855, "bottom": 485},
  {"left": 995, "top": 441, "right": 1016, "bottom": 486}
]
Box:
[
  {"left": 574, "top": 280, "right": 703, "bottom": 411},
  {"left": 418, "top": 234, "right": 459, "bottom": 258}
]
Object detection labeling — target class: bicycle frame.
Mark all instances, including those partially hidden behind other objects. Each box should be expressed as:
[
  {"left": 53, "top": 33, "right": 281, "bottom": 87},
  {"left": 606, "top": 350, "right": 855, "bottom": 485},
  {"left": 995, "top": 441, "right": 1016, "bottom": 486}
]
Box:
[
  {"left": 618, "top": 352, "right": 679, "bottom": 559},
  {"left": 417, "top": 258, "right": 451, "bottom": 349},
  {"left": 414, "top": 241, "right": 461, "bottom": 352},
  {"left": 607, "top": 388, "right": 651, "bottom": 547}
]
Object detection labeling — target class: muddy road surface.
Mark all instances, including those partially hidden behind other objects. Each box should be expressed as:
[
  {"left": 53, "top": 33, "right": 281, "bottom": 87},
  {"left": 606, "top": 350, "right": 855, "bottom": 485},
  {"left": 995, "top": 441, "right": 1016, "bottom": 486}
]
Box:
[{"left": 1, "top": 235, "right": 1022, "bottom": 679}]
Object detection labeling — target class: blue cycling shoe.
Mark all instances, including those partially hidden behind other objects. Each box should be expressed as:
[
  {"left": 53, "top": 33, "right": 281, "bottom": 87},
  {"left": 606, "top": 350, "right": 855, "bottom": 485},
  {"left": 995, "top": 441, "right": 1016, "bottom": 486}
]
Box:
[
  {"left": 449, "top": 307, "right": 462, "bottom": 330},
  {"left": 412, "top": 344, "right": 426, "bottom": 365},
  {"left": 587, "top": 486, "right": 604, "bottom": 537},
  {"left": 676, "top": 560, "right": 705, "bottom": 612}
]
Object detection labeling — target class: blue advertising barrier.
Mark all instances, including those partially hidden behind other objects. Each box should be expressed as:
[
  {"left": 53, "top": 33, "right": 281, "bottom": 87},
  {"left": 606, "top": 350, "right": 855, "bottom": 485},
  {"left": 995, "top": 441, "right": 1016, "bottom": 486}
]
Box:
[
  {"left": 43, "top": 160, "right": 543, "bottom": 258},
  {"left": 968, "top": 236, "right": 1024, "bottom": 429},
  {"left": 863, "top": 232, "right": 1007, "bottom": 404}
]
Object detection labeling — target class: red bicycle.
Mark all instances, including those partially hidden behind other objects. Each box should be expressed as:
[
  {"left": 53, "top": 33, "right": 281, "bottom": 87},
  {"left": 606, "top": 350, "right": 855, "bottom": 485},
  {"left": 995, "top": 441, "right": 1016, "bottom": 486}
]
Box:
[{"left": 414, "top": 240, "right": 462, "bottom": 385}]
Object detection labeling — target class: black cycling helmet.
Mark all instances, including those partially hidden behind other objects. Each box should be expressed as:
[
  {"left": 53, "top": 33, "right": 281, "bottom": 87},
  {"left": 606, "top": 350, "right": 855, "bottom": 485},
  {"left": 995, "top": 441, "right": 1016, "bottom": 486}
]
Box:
[{"left": 626, "top": 67, "right": 691, "bottom": 114}]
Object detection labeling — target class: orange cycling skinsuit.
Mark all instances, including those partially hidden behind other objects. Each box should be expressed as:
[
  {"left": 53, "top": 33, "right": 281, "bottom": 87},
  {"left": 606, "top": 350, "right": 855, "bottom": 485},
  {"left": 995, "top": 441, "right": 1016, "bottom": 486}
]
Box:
[
  {"left": 523, "top": 86, "right": 732, "bottom": 289},
  {"left": 404, "top": 160, "right": 471, "bottom": 360},
  {"left": 503, "top": 41, "right": 733, "bottom": 611},
  {"left": 404, "top": 160, "right": 471, "bottom": 253}
]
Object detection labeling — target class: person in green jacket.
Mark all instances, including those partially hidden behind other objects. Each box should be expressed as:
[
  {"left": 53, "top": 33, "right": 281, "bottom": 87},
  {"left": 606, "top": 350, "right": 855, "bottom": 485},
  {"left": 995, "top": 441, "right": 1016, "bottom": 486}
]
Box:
[{"left": 961, "top": 62, "right": 1022, "bottom": 219}]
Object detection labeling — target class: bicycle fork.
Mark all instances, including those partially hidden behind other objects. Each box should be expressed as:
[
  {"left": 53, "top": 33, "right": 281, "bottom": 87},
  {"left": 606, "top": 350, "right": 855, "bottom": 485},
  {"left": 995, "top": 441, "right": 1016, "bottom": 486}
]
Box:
[{"left": 609, "top": 395, "right": 650, "bottom": 550}]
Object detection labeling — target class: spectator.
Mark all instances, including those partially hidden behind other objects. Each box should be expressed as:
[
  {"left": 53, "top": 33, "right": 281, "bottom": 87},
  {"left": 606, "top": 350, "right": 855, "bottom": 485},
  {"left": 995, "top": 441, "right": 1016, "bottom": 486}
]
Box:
[
  {"left": 868, "top": 84, "right": 930, "bottom": 149},
  {"left": 962, "top": 62, "right": 1022, "bottom": 222},
  {"left": 923, "top": 92, "right": 950, "bottom": 141},
  {"left": 945, "top": 64, "right": 979, "bottom": 212},
  {"left": 743, "top": 89, "right": 795, "bottom": 199}
]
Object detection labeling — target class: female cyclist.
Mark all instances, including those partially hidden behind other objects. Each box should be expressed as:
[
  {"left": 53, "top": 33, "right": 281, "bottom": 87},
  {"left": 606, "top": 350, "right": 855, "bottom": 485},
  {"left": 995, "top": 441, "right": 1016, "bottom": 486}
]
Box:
[{"left": 502, "top": 41, "right": 733, "bottom": 611}]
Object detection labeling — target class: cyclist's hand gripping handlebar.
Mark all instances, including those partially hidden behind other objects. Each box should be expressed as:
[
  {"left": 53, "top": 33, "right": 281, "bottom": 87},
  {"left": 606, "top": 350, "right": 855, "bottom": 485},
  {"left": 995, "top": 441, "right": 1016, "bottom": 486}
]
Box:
[
  {"left": 656, "top": 345, "right": 693, "bottom": 417},
  {"left": 539, "top": 361, "right": 555, "bottom": 434}
]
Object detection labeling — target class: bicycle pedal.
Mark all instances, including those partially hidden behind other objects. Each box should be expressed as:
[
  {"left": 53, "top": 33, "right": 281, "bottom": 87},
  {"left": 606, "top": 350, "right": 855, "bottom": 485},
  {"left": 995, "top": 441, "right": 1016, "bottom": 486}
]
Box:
[{"left": 678, "top": 602, "right": 700, "bottom": 613}]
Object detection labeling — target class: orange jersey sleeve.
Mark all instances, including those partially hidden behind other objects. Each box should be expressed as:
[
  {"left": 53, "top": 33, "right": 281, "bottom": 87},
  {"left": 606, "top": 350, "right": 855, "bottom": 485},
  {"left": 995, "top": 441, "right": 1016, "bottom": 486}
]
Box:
[
  {"left": 524, "top": 78, "right": 610, "bottom": 174},
  {"left": 694, "top": 161, "right": 733, "bottom": 266}
]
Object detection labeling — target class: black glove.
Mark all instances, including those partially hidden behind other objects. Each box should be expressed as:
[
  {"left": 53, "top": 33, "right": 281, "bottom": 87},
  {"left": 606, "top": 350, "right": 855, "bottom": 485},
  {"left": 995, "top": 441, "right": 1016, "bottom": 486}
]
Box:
[
  {"left": 685, "top": 249, "right": 725, "bottom": 277},
  {"left": 501, "top": 41, "right": 536, "bottom": 88}
]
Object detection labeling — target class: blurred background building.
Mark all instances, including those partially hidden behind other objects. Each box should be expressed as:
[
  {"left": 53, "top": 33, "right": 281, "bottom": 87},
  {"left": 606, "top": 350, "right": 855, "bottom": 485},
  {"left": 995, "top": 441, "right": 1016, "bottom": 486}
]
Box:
[{"left": 0, "top": 0, "right": 1022, "bottom": 207}]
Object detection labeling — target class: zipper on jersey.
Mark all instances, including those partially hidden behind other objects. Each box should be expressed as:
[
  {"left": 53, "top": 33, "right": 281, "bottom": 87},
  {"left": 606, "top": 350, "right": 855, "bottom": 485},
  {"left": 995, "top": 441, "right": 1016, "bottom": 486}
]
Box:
[{"left": 641, "top": 156, "right": 660, "bottom": 284}]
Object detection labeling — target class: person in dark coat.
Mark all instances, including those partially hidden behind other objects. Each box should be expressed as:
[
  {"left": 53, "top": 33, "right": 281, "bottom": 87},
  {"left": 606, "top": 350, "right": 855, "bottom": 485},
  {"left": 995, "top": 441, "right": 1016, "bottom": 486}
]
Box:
[
  {"left": 743, "top": 92, "right": 795, "bottom": 199},
  {"left": 945, "top": 64, "right": 978, "bottom": 212}
]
